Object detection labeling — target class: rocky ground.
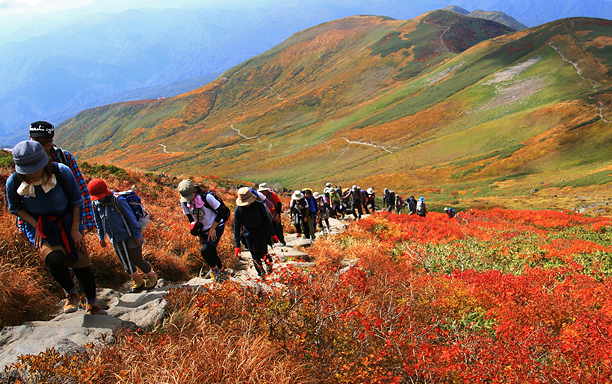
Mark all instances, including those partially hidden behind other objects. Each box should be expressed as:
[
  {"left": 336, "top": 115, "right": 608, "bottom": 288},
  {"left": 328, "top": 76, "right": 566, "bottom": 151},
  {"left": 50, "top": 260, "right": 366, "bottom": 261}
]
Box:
[{"left": 0, "top": 216, "right": 352, "bottom": 375}]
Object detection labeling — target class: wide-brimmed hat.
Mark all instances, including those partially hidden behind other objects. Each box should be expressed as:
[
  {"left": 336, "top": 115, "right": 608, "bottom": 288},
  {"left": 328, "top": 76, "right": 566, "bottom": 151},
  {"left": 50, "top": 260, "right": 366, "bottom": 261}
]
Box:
[
  {"left": 313, "top": 192, "right": 321, "bottom": 199},
  {"left": 292, "top": 190, "right": 304, "bottom": 200},
  {"left": 367, "top": 188, "right": 374, "bottom": 194},
  {"left": 419, "top": 197, "right": 424, "bottom": 201},
  {"left": 258, "top": 182, "right": 270, "bottom": 192},
  {"left": 29, "top": 121, "right": 55, "bottom": 139},
  {"left": 178, "top": 179, "right": 195, "bottom": 202},
  {"left": 12, "top": 140, "right": 49, "bottom": 175},
  {"left": 88, "top": 178, "right": 112, "bottom": 201},
  {"left": 444, "top": 207, "right": 449, "bottom": 211},
  {"left": 326, "top": 182, "right": 332, "bottom": 187},
  {"left": 236, "top": 187, "right": 256, "bottom": 206}
]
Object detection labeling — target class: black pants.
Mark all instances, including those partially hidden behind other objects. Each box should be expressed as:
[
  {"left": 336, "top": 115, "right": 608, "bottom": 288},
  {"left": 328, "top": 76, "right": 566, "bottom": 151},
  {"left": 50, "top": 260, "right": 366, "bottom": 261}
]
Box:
[
  {"left": 199, "top": 225, "right": 225, "bottom": 269},
  {"left": 45, "top": 250, "right": 96, "bottom": 301}
]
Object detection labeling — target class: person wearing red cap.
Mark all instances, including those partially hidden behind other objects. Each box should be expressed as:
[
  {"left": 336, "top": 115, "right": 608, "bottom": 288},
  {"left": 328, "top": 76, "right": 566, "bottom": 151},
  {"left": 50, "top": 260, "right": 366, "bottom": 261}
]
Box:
[{"left": 88, "top": 178, "right": 157, "bottom": 293}]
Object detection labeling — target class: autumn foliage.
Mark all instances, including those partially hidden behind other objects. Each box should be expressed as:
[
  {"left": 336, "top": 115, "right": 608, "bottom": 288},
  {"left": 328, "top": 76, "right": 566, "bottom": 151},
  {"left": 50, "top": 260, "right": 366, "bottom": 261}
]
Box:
[{"left": 4, "top": 178, "right": 612, "bottom": 383}]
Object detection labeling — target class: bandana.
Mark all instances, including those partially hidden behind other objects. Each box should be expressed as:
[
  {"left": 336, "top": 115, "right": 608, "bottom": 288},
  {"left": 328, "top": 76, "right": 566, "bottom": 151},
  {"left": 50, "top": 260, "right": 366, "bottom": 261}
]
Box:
[{"left": 17, "top": 175, "right": 57, "bottom": 198}]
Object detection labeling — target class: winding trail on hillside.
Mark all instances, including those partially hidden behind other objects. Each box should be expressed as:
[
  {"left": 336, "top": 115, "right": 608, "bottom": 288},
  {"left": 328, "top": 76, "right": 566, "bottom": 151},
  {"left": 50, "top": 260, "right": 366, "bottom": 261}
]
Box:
[
  {"left": 548, "top": 42, "right": 611, "bottom": 123},
  {"left": 231, "top": 124, "right": 273, "bottom": 151},
  {"left": 342, "top": 137, "right": 394, "bottom": 153}
]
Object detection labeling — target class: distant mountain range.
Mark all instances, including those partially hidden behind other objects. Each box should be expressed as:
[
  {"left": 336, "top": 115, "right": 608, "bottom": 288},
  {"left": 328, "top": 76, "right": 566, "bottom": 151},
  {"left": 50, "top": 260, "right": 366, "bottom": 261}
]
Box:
[
  {"left": 56, "top": 10, "right": 612, "bottom": 198},
  {"left": 0, "top": 0, "right": 610, "bottom": 146}
]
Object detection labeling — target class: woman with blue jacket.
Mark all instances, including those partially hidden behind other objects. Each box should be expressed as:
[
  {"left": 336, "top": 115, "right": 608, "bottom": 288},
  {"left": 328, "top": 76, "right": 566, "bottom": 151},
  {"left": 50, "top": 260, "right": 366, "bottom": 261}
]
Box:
[
  {"left": 6, "top": 140, "right": 98, "bottom": 315},
  {"left": 89, "top": 178, "right": 157, "bottom": 293}
]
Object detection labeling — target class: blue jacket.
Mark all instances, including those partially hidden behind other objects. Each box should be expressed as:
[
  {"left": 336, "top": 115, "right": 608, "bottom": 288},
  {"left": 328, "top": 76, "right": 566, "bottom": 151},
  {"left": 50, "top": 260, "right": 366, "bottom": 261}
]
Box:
[
  {"left": 6, "top": 163, "right": 84, "bottom": 247},
  {"left": 93, "top": 191, "right": 142, "bottom": 244}
]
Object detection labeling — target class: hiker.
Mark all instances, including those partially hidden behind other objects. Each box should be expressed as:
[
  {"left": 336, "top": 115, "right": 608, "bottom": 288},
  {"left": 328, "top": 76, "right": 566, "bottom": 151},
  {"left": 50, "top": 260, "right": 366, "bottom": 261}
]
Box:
[
  {"left": 314, "top": 192, "right": 331, "bottom": 233},
  {"left": 408, "top": 196, "right": 417, "bottom": 215},
  {"left": 341, "top": 187, "right": 357, "bottom": 219},
  {"left": 351, "top": 185, "right": 363, "bottom": 219},
  {"left": 329, "top": 187, "right": 344, "bottom": 219},
  {"left": 178, "top": 179, "right": 229, "bottom": 282},
  {"left": 416, "top": 197, "right": 427, "bottom": 217},
  {"left": 366, "top": 188, "right": 376, "bottom": 213},
  {"left": 323, "top": 182, "right": 333, "bottom": 195},
  {"left": 302, "top": 188, "right": 318, "bottom": 240},
  {"left": 395, "top": 195, "right": 406, "bottom": 214},
  {"left": 444, "top": 207, "right": 456, "bottom": 218},
  {"left": 258, "top": 183, "right": 286, "bottom": 246},
  {"left": 6, "top": 141, "right": 99, "bottom": 315},
  {"left": 89, "top": 178, "right": 157, "bottom": 293},
  {"left": 290, "top": 190, "right": 307, "bottom": 237},
  {"left": 16, "top": 121, "right": 95, "bottom": 237},
  {"left": 234, "top": 187, "right": 277, "bottom": 278},
  {"left": 386, "top": 190, "right": 396, "bottom": 212},
  {"left": 359, "top": 186, "right": 370, "bottom": 215}
]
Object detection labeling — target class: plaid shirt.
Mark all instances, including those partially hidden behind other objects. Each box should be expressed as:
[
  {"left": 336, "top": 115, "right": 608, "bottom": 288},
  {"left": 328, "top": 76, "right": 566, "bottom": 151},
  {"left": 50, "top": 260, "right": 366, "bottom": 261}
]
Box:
[{"left": 17, "top": 146, "right": 96, "bottom": 232}]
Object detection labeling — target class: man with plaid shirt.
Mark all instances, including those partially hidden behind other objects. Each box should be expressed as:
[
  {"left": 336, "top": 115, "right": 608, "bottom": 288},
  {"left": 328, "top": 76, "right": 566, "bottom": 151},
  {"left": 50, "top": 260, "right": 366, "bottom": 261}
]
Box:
[{"left": 17, "top": 121, "right": 95, "bottom": 233}]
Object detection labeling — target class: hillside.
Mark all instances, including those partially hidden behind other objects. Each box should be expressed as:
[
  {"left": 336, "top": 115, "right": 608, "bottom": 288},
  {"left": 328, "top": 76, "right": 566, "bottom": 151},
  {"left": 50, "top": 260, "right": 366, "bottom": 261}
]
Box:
[
  {"left": 443, "top": 5, "right": 528, "bottom": 30},
  {"left": 57, "top": 11, "right": 612, "bottom": 209}
]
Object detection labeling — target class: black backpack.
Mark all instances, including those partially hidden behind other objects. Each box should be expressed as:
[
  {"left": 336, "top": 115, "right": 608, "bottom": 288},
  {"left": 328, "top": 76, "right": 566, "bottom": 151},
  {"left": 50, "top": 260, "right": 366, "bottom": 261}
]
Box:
[{"left": 200, "top": 191, "right": 231, "bottom": 222}]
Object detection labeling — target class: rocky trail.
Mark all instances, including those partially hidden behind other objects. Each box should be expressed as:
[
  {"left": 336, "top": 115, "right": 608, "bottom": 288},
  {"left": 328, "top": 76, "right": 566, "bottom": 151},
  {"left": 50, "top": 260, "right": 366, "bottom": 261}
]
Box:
[{"left": 0, "top": 216, "right": 354, "bottom": 374}]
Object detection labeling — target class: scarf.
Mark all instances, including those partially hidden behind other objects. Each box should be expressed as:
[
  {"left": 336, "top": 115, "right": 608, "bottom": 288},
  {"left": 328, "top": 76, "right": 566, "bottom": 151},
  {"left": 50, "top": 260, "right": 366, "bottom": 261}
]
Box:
[{"left": 17, "top": 174, "right": 57, "bottom": 197}]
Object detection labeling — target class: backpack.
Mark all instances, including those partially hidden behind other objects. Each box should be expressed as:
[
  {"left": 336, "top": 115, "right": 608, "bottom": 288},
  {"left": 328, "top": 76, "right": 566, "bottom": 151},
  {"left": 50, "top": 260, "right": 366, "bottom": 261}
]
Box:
[
  {"left": 94, "top": 190, "right": 149, "bottom": 235},
  {"left": 200, "top": 191, "right": 231, "bottom": 222},
  {"left": 416, "top": 200, "right": 424, "bottom": 214},
  {"left": 115, "top": 190, "right": 150, "bottom": 230}
]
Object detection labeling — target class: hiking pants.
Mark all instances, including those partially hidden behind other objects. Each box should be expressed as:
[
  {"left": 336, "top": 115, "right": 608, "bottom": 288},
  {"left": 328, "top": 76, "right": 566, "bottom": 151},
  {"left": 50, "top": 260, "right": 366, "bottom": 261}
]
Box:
[
  {"left": 304, "top": 212, "right": 316, "bottom": 239},
  {"left": 272, "top": 220, "right": 285, "bottom": 245},
  {"left": 244, "top": 230, "right": 270, "bottom": 276},
  {"left": 294, "top": 214, "right": 304, "bottom": 236},
  {"left": 353, "top": 201, "right": 363, "bottom": 219},
  {"left": 112, "top": 240, "right": 152, "bottom": 276},
  {"left": 45, "top": 250, "right": 97, "bottom": 301},
  {"left": 199, "top": 224, "right": 225, "bottom": 270}
]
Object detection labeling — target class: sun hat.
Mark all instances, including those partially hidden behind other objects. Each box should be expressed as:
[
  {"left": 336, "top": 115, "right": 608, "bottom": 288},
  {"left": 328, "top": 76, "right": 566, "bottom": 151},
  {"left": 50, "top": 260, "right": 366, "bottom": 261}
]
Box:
[
  {"left": 88, "top": 178, "right": 112, "bottom": 201},
  {"left": 178, "top": 179, "right": 195, "bottom": 202},
  {"left": 326, "top": 182, "right": 332, "bottom": 187},
  {"left": 258, "top": 182, "right": 270, "bottom": 192},
  {"left": 367, "top": 187, "right": 373, "bottom": 194},
  {"left": 313, "top": 192, "right": 321, "bottom": 199},
  {"left": 444, "top": 207, "right": 449, "bottom": 211},
  {"left": 29, "top": 121, "right": 55, "bottom": 139},
  {"left": 419, "top": 197, "right": 424, "bottom": 201},
  {"left": 292, "top": 190, "right": 304, "bottom": 200},
  {"left": 236, "top": 187, "right": 256, "bottom": 206},
  {"left": 12, "top": 140, "right": 49, "bottom": 175}
]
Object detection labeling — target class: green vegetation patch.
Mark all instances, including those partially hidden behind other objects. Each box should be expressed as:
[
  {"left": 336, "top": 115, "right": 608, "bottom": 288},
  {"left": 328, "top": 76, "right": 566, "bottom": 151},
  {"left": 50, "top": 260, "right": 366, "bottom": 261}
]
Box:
[
  {"left": 80, "top": 162, "right": 129, "bottom": 179},
  {"left": 556, "top": 170, "right": 612, "bottom": 188},
  {"left": 0, "top": 150, "right": 13, "bottom": 168}
]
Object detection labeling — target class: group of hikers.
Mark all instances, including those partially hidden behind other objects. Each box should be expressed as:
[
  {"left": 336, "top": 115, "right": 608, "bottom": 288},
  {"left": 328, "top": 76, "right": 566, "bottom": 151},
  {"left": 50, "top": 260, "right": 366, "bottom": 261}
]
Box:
[{"left": 6, "top": 120, "right": 455, "bottom": 316}]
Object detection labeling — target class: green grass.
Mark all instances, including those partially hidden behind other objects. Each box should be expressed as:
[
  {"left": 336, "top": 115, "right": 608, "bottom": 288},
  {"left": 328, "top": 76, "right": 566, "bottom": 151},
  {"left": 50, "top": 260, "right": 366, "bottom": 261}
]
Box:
[{"left": 556, "top": 170, "right": 612, "bottom": 188}]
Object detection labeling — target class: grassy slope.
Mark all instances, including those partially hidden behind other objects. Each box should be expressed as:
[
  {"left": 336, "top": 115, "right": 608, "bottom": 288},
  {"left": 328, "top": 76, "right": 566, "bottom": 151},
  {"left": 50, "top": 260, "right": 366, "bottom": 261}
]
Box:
[{"left": 56, "top": 13, "right": 612, "bottom": 211}]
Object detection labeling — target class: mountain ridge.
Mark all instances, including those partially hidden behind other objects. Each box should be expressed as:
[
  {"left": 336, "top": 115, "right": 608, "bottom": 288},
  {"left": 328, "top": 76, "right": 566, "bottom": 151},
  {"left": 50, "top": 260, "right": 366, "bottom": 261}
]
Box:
[{"left": 56, "top": 12, "right": 612, "bottom": 205}]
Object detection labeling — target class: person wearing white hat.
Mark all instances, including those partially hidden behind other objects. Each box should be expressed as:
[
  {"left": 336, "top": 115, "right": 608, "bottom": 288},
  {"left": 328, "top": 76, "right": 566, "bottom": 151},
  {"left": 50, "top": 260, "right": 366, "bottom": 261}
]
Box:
[
  {"left": 314, "top": 192, "right": 331, "bottom": 233},
  {"left": 365, "top": 188, "right": 376, "bottom": 213},
  {"left": 234, "top": 187, "right": 278, "bottom": 277},
  {"left": 289, "top": 190, "right": 307, "bottom": 238}
]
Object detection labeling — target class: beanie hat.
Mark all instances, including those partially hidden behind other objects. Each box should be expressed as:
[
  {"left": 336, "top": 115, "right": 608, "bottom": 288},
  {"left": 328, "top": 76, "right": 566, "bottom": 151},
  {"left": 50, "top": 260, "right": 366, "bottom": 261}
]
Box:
[
  {"left": 178, "top": 179, "right": 195, "bottom": 202},
  {"left": 29, "top": 121, "right": 55, "bottom": 139},
  {"left": 12, "top": 140, "right": 49, "bottom": 175},
  {"left": 88, "top": 178, "right": 112, "bottom": 201}
]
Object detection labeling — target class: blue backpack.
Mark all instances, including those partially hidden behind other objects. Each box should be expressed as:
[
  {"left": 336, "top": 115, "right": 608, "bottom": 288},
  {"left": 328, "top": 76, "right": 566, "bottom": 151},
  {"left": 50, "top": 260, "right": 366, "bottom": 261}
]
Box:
[{"left": 114, "top": 190, "right": 150, "bottom": 230}]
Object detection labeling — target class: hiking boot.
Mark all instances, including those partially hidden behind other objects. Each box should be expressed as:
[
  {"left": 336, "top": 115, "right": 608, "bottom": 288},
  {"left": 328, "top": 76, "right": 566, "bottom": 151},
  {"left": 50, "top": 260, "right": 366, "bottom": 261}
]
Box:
[
  {"left": 64, "top": 293, "right": 80, "bottom": 314},
  {"left": 145, "top": 272, "right": 158, "bottom": 289},
  {"left": 85, "top": 303, "right": 99, "bottom": 315},
  {"left": 128, "top": 275, "right": 146, "bottom": 293},
  {"left": 209, "top": 269, "right": 218, "bottom": 282},
  {"left": 265, "top": 262, "right": 273, "bottom": 275}
]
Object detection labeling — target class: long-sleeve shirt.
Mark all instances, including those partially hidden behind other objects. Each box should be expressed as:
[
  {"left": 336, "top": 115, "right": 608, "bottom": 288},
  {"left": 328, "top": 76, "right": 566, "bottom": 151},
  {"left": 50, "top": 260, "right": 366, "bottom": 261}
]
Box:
[
  {"left": 92, "top": 191, "right": 143, "bottom": 244},
  {"left": 7, "top": 163, "right": 84, "bottom": 246},
  {"left": 17, "top": 145, "right": 95, "bottom": 232}
]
